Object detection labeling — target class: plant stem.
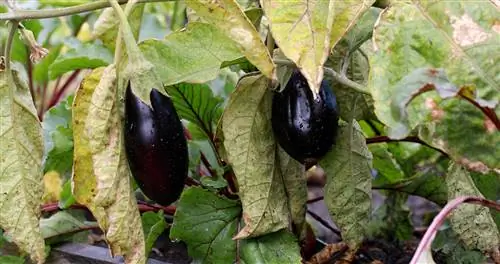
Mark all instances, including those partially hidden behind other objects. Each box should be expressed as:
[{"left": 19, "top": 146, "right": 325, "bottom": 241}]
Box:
[
  {"left": 409, "top": 196, "right": 500, "bottom": 264},
  {"left": 0, "top": 0, "right": 171, "bottom": 21},
  {"left": 273, "top": 59, "right": 370, "bottom": 95},
  {"left": 4, "top": 20, "right": 19, "bottom": 72},
  {"left": 307, "top": 209, "right": 342, "bottom": 238},
  {"left": 366, "top": 135, "right": 448, "bottom": 156}
]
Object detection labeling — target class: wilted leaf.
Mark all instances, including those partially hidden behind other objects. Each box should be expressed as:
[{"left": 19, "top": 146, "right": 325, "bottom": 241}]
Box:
[
  {"left": 262, "top": 0, "right": 374, "bottom": 95},
  {"left": 222, "top": 73, "right": 289, "bottom": 239},
  {"left": 0, "top": 64, "right": 46, "bottom": 263},
  {"left": 42, "top": 171, "right": 62, "bottom": 203},
  {"left": 319, "top": 120, "right": 372, "bottom": 248},
  {"left": 140, "top": 22, "right": 242, "bottom": 86},
  {"left": 49, "top": 42, "right": 113, "bottom": 79},
  {"left": 93, "top": 4, "right": 145, "bottom": 52},
  {"left": 446, "top": 162, "right": 499, "bottom": 253},
  {"left": 141, "top": 211, "right": 167, "bottom": 257},
  {"left": 40, "top": 211, "right": 96, "bottom": 241},
  {"left": 186, "top": 0, "right": 274, "bottom": 78},
  {"left": 170, "top": 187, "right": 241, "bottom": 264},
  {"left": 72, "top": 66, "right": 146, "bottom": 263},
  {"left": 240, "top": 230, "right": 302, "bottom": 264},
  {"left": 276, "top": 146, "right": 307, "bottom": 238},
  {"left": 166, "top": 83, "right": 223, "bottom": 138}
]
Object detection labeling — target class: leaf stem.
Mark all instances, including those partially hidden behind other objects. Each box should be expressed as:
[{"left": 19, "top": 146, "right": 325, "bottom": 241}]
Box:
[
  {"left": 307, "top": 209, "right": 342, "bottom": 238},
  {"left": 0, "top": 0, "right": 171, "bottom": 21},
  {"left": 366, "top": 135, "right": 448, "bottom": 156},
  {"left": 410, "top": 196, "right": 500, "bottom": 264},
  {"left": 273, "top": 59, "right": 370, "bottom": 95},
  {"left": 4, "top": 20, "right": 19, "bottom": 72}
]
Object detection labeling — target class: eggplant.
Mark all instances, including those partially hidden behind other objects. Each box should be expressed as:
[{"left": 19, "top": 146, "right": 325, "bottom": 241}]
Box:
[
  {"left": 271, "top": 69, "right": 339, "bottom": 165},
  {"left": 124, "top": 83, "right": 188, "bottom": 206}
]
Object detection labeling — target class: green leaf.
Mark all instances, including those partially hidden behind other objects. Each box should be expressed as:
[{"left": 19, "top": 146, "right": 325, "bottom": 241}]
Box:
[
  {"left": 141, "top": 211, "right": 167, "bottom": 257},
  {"left": 140, "top": 22, "right": 242, "bottom": 86},
  {"left": 369, "top": 143, "right": 405, "bottom": 184},
  {"left": 0, "top": 63, "right": 46, "bottom": 263},
  {"left": 49, "top": 42, "right": 113, "bottom": 79},
  {"left": 0, "top": 256, "right": 25, "bottom": 264},
  {"left": 221, "top": 73, "right": 289, "bottom": 239},
  {"left": 166, "top": 83, "right": 223, "bottom": 138},
  {"left": 432, "top": 226, "right": 487, "bottom": 264},
  {"left": 42, "top": 95, "right": 74, "bottom": 174},
  {"left": 319, "top": 120, "right": 372, "bottom": 248},
  {"left": 58, "top": 180, "right": 76, "bottom": 209},
  {"left": 93, "top": 4, "right": 145, "bottom": 52},
  {"left": 374, "top": 170, "right": 448, "bottom": 206},
  {"left": 419, "top": 98, "right": 500, "bottom": 173},
  {"left": 186, "top": 0, "right": 274, "bottom": 79},
  {"left": 33, "top": 45, "right": 62, "bottom": 84},
  {"left": 471, "top": 171, "right": 500, "bottom": 231},
  {"left": 446, "top": 162, "right": 499, "bottom": 253},
  {"left": 240, "top": 230, "right": 301, "bottom": 264},
  {"left": 170, "top": 187, "right": 241, "bottom": 264},
  {"left": 40, "top": 211, "right": 96, "bottom": 244},
  {"left": 368, "top": 192, "right": 412, "bottom": 241}
]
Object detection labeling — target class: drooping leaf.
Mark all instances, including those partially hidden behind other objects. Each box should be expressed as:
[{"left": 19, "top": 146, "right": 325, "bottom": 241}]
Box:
[
  {"left": 42, "top": 95, "right": 74, "bottom": 174},
  {"left": 93, "top": 4, "right": 145, "bottom": 52},
  {"left": 72, "top": 66, "right": 146, "bottom": 263},
  {"left": 222, "top": 73, "right": 289, "bottom": 239},
  {"left": 49, "top": 42, "right": 113, "bottom": 79},
  {"left": 240, "top": 229, "right": 302, "bottom": 264},
  {"left": 0, "top": 64, "right": 46, "bottom": 263},
  {"left": 319, "top": 120, "right": 372, "bottom": 248},
  {"left": 40, "top": 211, "right": 97, "bottom": 242},
  {"left": 262, "top": 0, "right": 374, "bottom": 95},
  {"left": 369, "top": 1, "right": 500, "bottom": 169},
  {"left": 140, "top": 22, "right": 242, "bottom": 86},
  {"left": 186, "top": 0, "right": 274, "bottom": 79},
  {"left": 170, "top": 187, "right": 241, "bottom": 264},
  {"left": 141, "top": 211, "right": 167, "bottom": 257},
  {"left": 276, "top": 146, "right": 307, "bottom": 238},
  {"left": 166, "top": 83, "right": 224, "bottom": 138},
  {"left": 446, "top": 162, "right": 499, "bottom": 253}
]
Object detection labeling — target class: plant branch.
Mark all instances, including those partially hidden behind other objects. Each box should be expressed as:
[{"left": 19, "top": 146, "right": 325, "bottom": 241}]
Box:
[
  {"left": 0, "top": 0, "right": 171, "bottom": 21},
  {"left": 366, "top": 135, "right": 448, "bottom": 156},
  {"left": 410, "top": 196, "right": 500, "bottom": 264},
  {"left": 4, "top": 20, "right": 19, "bottom": 72},
  {"left": 458, "top": 92, "right": 500, "bottom": 131},
  {"left": 46, "top": 70, "right": 81, "bottom": 110},
  {"left": 307, "top": 209, "right": 342, "bottom": 238}
]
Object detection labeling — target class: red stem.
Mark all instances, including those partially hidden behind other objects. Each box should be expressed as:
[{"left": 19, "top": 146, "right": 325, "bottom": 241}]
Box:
[
  {"left": 307, "top": 209, "right": 342, "bottom": 238},
  {"left": 366, "top": 135, "right": 447, "bottom": 156},
  {"left": 410, "top": 196, "right": 500, "bottom": 264},
  {"left": 46, "top": 70, "right": 80, "bottom": 111},
  {"left": 458, "top": 93, "right": 500, "bottom": 131}
]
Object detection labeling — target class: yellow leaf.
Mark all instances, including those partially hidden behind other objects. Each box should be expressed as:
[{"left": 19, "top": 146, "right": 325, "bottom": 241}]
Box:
[{"left": 42, "top": 171, "right": 62, "bottom": 203}]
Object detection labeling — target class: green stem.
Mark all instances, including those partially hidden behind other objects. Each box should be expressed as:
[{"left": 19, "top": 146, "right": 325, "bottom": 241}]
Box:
[
  {"left": 4, "top": 20, "right": 19, "bottom": 72},
  {"left": 108, "top": 0, "right": 143, "bottom": 65},
  {"left": 0, "top": 0, "right": 170, "bottom": 21},
  {"left": 273, "top": 59, "right": 370, "bottom": 95},
  {"left": 113, "top": 0, "right": 140, "bottom": 66}
]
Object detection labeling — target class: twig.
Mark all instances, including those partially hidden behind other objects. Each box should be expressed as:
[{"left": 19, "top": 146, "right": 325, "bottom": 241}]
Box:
[
  {"left": 46, "top": 70, "right": 80, "bottom": 110},
  {"left": 366, "top": 135, "right": 448, "bottom": 156},
  {"left": 307, "top": 196, "right": 324, "bottom": 204},
  {"left": 185, "top": 177, "right": 200, "bottom": 186},
  {"left": 323, "top": 67, "right": 370, "bottom": 95},
  {"left": 410, "top": 196, "right": 500, "bottom": 264},
  {"left": 0, "top": 0, "right": 172, "bottom": 21},
  {"left": 307, "top": 209, "right": 342, "bottom": 238}
]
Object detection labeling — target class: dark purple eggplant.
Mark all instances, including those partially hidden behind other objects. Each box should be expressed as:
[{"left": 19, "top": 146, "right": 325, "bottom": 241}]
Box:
[
  {"left": 271, "top": 69, "right": 339, "bottom": 165},
  {"left": 124, "top": 83, "right": 188, "bottom": 206}
]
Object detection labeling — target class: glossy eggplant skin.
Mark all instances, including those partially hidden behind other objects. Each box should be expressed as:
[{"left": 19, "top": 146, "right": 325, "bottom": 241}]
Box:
[
  {"left": 124, "top": 84, "right": 188, "bottom": 206},
  {"left": 271, "top": 70, "right": 339, "bottom": 164}
]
